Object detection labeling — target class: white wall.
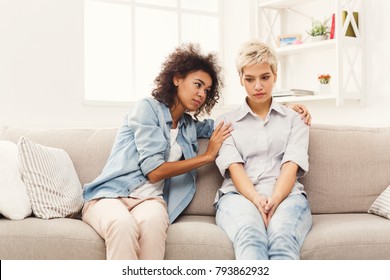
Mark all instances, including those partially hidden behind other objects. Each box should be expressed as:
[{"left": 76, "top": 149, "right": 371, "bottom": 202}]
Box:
[
  {"left": 1, "top": 0, "right": 390, "bottom": 128},
  {"left": 0, "top": 0, "right": 129, "bottom": 128}
]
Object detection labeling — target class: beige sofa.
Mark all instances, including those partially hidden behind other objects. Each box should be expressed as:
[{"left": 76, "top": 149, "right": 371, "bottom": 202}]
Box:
[{"left": 1, "top": 124, "right": 390, "bottom": 260}]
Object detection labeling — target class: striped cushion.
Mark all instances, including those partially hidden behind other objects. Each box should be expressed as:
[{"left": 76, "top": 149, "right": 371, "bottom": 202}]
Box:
[
  {"left": 18, "top": 137, "right": 84, "bottom": 219},
  {"left": 368, "top": 185, "right": 390, "bottom": 219}
]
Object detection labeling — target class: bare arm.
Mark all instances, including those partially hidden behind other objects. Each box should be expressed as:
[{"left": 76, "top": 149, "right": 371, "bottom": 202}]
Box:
[
  {"left": 147, "top": 122, "right": 232, "bottom": 183},
  {"left": 147, "top": 153, "right": 212, "bottom": 183},
  {"left": 228, "top": 163, "right": 268, "bottom": 225},
  {"left": 264, "top": 161, "right": 299, "bottom": 220}
]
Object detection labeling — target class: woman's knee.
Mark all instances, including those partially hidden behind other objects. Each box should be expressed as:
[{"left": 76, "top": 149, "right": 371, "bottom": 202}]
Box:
[
  {"left": 105, "top": 214, "right": 138, "bottom": 238},
  {"left": 138, "top": 200, "right": 169, "bottom": 231}
]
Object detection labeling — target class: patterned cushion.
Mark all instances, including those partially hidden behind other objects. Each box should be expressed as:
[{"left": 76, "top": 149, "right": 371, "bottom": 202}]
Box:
[
  {"left": 18, "top": 137, "right": 84, "bottom": 219},
  {"left": 368, "top": 185, "right": 390, "bottom": 219}
]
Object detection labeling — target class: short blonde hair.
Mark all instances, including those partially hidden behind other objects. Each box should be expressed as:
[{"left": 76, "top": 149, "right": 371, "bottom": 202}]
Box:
[{"left": 236, "top": 39, "right": 279, "bottom": 78}]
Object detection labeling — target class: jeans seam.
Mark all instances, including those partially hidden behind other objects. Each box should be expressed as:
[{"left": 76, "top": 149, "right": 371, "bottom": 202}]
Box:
[{"left": 293, "top": 198, "right": 311, "bottom": 244}]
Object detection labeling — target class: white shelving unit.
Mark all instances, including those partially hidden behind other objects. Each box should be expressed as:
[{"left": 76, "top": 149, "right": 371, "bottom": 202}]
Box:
[{"left": 256, "top": 0, "right": 365, "bottom": 105}]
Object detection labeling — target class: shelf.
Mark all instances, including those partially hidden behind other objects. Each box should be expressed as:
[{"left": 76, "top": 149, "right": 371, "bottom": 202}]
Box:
[
  {"left": 273, "top": 94, "right": 337, "bottom": 103},
  {"left": 276, "top": 39, "right": 336, "bottom": 56},
  {"left": 258, "top": 0, "right": 314, "bottom": 9},
  {"left": 257, "top": 0, "right": 365, "bottom": 106},
  {"left": 292, "top": 37, "right": 361, "bottom": 51}
]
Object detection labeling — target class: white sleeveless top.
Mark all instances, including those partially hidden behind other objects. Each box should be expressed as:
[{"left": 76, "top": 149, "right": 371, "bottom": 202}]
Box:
[{"left": 130, "top": 128, "right": 182, "bottom": 198}]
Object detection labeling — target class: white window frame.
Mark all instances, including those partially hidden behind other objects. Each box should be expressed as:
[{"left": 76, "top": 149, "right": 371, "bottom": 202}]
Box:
[{"left": 84, "top": 0, "right": 224, "bottom": 107}]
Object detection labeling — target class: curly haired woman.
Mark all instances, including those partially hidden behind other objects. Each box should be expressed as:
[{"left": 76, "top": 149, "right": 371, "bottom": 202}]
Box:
[{"left": 82, "top": 43, "right": 232, "bottom": 260}]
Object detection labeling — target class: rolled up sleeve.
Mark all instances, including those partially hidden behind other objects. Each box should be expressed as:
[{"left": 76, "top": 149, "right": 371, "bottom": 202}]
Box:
[
  {"left": 214, "top": 117, "right": 244, "bottom": 177},
  {"left": 282, "top": 114, "right": 309, "bottom": 177},
  {"left": 195, "top": 118, "right": 214, "bottom": 139},
  {"left": 128, "top": 99, "right": 166, "bottom": 176}
]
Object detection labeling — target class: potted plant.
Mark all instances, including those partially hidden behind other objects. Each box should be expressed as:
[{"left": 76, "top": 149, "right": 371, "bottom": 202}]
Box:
[
  {"left": 317, "top": 74, "right": 331, "bottom": 95},
  {"left": 318, "top": 74, "right": 331, "bottom": 84},
  {"left": 307, "top": 18, "right": 330, "bottom": 41}
]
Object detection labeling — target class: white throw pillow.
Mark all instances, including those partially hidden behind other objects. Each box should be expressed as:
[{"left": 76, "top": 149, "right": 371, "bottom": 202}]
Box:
[
  {"left": 368, "top": 185, "right": 390, "bottom": 219},
  {"left": 0, "top": 141, "right": 32, "bottom": 220},
  {"left": 18, "top": 137, "right": 84, "bottom": 219}
]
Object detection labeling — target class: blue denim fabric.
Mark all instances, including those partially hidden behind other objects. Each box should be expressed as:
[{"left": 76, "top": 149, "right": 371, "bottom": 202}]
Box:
[
  {"left": 216, "top": 192, "right": 312, "bottom": 260},
  {"left": 83, "top": 98, "right": 214, "bottom": 223}
]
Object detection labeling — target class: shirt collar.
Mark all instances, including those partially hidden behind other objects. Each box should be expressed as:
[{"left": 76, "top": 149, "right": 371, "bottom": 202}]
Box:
[
  {"left": 159, "top": 101, "right": 188, "bottom": 128},
  {"left": 235, "top": 97, "right": 287, "bottom": 122}
]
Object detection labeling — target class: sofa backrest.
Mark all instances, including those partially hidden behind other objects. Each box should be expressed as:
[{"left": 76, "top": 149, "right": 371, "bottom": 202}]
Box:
[
  {"left": 300, "top": 124, "right": 390, "bottom": 214},
  {"left": 0, "top": 126, "right": 117, "bottom": 186},
  {"left": 183, "top": 138, "right": 222, "bottom": 216},
  {"left": 2, "top": 124, "right": 390, "bottom": 216}
]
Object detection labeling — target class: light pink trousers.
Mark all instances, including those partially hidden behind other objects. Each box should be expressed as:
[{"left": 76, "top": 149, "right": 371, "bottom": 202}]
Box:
[{"left": 82, "top": 197, "right": 169, "bottom": 260}]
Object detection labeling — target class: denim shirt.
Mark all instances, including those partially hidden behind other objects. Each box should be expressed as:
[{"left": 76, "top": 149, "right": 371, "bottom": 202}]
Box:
[{"left": 83, "top": 98, "right": 214, "bottom": 223}]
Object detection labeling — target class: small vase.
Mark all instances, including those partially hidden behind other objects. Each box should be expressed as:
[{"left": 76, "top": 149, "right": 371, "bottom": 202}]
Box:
[
  {"left": 311, "top": 35, "right": 327, "bottom": 42},
  {"left": 318, "top": 83, "right": 331, "bottom": 95}
]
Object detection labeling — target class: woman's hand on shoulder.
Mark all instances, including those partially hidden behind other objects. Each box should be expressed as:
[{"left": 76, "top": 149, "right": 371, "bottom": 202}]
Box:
[
  {"left": 285, "top": 103, "right": 312, "bottom": 126},
  {"left": 204, "top": 121, "right": 232, "bottom": 161}
]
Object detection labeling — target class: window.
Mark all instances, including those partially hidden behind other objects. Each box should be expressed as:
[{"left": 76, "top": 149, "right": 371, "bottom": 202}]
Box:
[{"left": 84, "top": 0, "right": 222, "bottom": 104}]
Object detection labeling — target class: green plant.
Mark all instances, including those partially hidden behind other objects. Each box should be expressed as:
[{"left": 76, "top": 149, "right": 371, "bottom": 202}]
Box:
[{"left": 306, "top": 18, "right": 330, "bottom": 37}]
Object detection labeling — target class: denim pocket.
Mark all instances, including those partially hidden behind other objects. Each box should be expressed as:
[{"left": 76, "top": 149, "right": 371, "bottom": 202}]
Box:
[{"left": 191, "top": 140, "right": 198, "bottom": 153}]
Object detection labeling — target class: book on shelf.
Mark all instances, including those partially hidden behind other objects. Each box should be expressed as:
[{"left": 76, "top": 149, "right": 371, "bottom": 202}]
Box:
[
  {"left": 330, "top": 13, "right": 335, "bottom": 39},
  {"left": 273, "top": 89, "right": 314, "bottom": 97}
]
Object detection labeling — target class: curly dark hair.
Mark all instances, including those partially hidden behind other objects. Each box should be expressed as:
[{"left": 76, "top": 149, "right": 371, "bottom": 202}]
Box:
[{"left": 152, "top": 43, "right": 223, "bottom": 119}]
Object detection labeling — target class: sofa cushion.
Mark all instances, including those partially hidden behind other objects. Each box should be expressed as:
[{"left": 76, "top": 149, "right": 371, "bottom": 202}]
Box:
[
  {"left": 0, "top": 217, "right": 106, "bottom": 259},
  {"left": 18, "top": 137, "right": 84, "bottom": 219},
  {"left": 368, "top": 185, "right": 390, "bottom": 219},
  {"left": 0, "top": 141, "right": 32, "bottom": 220},
  {"left": 301, "top": 213, "right": 390, "bottom": 259},
  {"left": 165, "top": 215, "right": 234, "bottom": 260},
  {"left": 300, "top": 125, "right": 390, "bottom": 214}
]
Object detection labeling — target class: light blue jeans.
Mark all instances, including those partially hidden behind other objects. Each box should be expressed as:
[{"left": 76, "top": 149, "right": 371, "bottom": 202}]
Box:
[{"left": 215, "top": 192, "right": 312, "bottom": 260}]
